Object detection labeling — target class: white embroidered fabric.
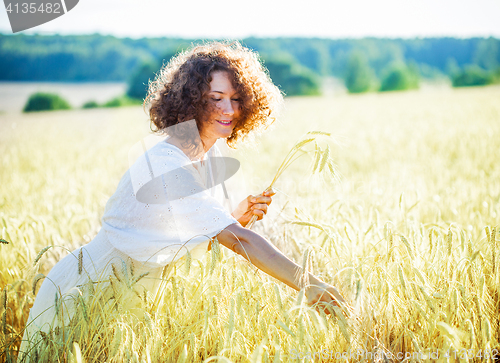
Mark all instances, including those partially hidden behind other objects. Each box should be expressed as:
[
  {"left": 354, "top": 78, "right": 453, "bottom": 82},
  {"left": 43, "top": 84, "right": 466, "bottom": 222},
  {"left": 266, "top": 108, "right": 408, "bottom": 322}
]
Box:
[
  {"left": 102, "top": 137, "right": 237, "bottom": 268},
  {"left": 20, "top": 137, "right": 238, "bottom": 359}
]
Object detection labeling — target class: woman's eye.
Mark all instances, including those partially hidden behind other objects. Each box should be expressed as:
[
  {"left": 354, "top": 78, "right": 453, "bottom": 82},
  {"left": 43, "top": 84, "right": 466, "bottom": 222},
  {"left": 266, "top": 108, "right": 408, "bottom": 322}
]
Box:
[
  {"left": 231, "top": 98, "right": 240, "bottom": 102},
  {"left": 212, "top": 98, "right": 221, "bottom": 102}
]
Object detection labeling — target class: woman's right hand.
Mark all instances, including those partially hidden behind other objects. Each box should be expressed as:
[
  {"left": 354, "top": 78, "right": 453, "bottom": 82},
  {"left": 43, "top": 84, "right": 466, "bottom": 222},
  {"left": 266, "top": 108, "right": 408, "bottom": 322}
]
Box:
[{"left": 231, "top": 188, "right": 275, "bottom": 227}]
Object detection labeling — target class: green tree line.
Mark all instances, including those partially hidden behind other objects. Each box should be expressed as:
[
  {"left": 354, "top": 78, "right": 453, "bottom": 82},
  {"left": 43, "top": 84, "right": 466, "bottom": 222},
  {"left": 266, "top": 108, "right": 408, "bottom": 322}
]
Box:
[{"left": 1, "top": 34, "right": 499, "bottom": 96}]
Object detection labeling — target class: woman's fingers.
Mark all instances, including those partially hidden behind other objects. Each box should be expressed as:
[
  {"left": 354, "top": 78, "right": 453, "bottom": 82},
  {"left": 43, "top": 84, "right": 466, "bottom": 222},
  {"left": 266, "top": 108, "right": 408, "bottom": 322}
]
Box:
[
  {"left": 251, "top": 206, "right": 266, "bottom": 220},
  {"left": 243, "top": 188, "right": 275, "bottom": 221},
  {"left": 251, "top": 196, "right": 272, "bottom": 205},
  {"left": 252, "top": 203, "right": 268, "bottom": 212},
  {"left": 326, "top": 286, "right": 347, "bottom": 305},
  {"left": 305, "top": 284, "right": 351, "bottom": 316},
  {"left": 322, "top": 289, "right": 354, "bottom": 316},
  {"left": 263, "top": 188, "right": 276, "bottom": 197}
]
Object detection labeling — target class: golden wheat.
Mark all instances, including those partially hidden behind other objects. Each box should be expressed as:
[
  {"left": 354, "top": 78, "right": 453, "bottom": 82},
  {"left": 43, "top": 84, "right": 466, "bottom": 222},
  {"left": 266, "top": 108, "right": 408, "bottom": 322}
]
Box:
[{"left": 2, "top": 86, "right": 500, "bottom": 362}]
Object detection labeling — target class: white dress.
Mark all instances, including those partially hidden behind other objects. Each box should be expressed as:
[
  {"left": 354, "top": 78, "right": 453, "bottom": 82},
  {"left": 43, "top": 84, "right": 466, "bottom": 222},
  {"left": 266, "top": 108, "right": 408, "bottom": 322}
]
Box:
[{"left": 20, "top": 136, "right": 238, "bottom": 359}]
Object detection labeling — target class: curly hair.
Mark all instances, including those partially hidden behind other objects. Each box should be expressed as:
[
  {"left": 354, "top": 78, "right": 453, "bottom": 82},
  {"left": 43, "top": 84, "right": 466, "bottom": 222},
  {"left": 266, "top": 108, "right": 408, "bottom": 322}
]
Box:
[{"left": 145, "top": 41, "right": 283, "bottom": 148}]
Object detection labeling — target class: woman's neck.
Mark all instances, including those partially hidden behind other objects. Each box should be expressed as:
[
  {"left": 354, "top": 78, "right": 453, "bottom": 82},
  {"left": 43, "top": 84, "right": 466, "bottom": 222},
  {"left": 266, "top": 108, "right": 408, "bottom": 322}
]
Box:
[
  {"left": 166, "top": 136, "right": 215, "bottom": 161},
  {"left": 200, "top": 137, "right": 216, "bottom": 153}
]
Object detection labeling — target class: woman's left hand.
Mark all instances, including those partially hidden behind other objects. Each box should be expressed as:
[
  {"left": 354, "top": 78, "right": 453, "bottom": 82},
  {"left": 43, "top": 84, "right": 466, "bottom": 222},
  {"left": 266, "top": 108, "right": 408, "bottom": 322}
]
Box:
[
  {"left": 305, "top": 281, "right": 352, "bottom": 317},
  {"left": 232, "top": 188, "right": 275, "bottom": 227}
]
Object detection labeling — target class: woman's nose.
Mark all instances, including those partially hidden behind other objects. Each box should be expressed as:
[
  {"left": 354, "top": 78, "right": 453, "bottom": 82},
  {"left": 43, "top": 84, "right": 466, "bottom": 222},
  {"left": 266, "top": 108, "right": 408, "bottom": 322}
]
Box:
[{"left": 221, "top": 99, "right": 234, "bottom": 116}]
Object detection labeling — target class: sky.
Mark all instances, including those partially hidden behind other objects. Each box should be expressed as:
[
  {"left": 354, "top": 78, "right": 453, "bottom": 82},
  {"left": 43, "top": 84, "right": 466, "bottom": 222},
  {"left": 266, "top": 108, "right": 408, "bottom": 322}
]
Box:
[{"left": 1, "top": 0, "right": 500, "bottom": 39}]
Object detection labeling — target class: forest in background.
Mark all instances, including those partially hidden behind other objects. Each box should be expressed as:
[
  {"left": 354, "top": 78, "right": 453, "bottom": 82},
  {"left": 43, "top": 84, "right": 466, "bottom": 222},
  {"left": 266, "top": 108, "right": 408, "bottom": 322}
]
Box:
[{"left": 1, "top": 34, "right": 499, "bottom": 96}]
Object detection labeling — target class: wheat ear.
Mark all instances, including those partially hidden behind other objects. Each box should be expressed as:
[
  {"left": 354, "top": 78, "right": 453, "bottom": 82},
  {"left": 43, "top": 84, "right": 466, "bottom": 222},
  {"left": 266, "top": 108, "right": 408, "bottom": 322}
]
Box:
[{"left": 246, "top": 131, "right": 339, "bottom": 229}]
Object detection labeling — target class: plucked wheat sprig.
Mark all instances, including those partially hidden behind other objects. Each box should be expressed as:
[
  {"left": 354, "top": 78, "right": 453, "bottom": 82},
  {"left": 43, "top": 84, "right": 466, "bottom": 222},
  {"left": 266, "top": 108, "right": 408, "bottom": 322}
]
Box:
[{"left": 246, "top": 131, "right": 340, "bottom": 229}]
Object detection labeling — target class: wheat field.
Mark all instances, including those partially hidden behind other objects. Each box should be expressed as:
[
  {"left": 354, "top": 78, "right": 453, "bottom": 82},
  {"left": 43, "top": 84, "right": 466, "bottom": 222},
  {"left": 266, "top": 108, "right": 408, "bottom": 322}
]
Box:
[{"left": 1, "top": 85, "right": 499, "bottom": 362}]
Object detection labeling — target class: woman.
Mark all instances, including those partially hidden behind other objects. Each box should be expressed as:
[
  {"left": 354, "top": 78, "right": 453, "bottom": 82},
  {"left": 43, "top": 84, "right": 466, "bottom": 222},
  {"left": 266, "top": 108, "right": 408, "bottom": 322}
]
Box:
[{"left": 20, "top": 41, "right": 346, "bottom": 360}]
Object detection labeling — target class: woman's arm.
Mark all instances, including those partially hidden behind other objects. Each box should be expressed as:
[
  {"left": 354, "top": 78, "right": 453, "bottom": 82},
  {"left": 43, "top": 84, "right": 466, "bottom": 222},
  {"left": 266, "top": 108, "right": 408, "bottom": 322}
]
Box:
[{"left": 216, "top": 223, "right": 347, "bottom": 309}]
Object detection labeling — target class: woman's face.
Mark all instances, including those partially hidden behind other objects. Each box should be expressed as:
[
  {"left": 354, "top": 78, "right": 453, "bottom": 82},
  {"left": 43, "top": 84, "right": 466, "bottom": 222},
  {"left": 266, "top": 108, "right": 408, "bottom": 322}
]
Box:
[{"left": 200, "top": 71, "right": 241, "bottom": 145}]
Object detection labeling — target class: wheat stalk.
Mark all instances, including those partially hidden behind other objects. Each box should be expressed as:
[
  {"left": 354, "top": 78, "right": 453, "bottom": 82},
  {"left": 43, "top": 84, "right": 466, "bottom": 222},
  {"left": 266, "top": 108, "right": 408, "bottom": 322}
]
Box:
[
  {"left": 1, "top": 287, "right": 6, "bottom": 311},
  {"left": 246, "top": 131, "right": 339, "bottom": 229},
  {"left": 112, "top": 264, "right": 122, "bottom": 282},
  {"left": 33, "top": 246, "right": 52, "bottom": 265},
  {"left": 1, "top": 310, "right": 6, "bottom": 335},
  {"left": 133, "top": 272, "right": 150, "bottom": 284},
  {"left": 32, "top": 273, "right": 45, "bottom": 295},
  {"left": 78, "top": 249, "right": 83, "bottom": 275}
]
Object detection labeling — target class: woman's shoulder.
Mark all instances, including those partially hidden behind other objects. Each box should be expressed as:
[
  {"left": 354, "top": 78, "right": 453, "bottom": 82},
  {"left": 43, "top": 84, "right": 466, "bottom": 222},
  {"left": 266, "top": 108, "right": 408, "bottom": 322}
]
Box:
[
  {"left": 133, "top": 135, "right": 225, "bottom": 174},
  {"left": 125, "top": 136, "right": 192, "bottom": 190},
  {"left": 147, "top": 138, "right": 192, "bottom": 166}
]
